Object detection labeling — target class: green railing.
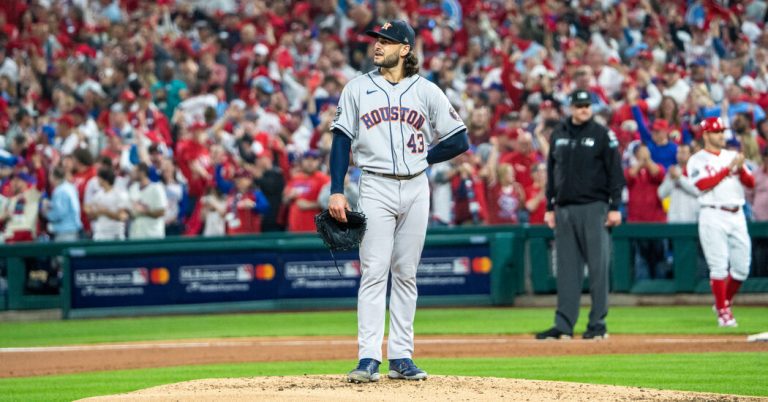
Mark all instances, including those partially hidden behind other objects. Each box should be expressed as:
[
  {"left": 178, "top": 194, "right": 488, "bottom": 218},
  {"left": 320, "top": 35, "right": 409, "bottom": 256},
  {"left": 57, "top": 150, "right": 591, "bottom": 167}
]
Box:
[
  {"left": 2, "top": 223, "right": 768, "bottom": 314},
  {"left": 612, "top": 224, "right": 702, "bottom": 294},
  {"left": 524, "top": 222, "right": 768, "bottom": 294}
]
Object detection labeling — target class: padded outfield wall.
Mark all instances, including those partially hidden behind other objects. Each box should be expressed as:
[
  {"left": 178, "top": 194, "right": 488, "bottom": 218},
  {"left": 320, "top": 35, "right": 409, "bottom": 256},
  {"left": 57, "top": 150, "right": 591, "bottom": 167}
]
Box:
[{"left": 0, "top": 223, "right": 766, "bottom": 318}]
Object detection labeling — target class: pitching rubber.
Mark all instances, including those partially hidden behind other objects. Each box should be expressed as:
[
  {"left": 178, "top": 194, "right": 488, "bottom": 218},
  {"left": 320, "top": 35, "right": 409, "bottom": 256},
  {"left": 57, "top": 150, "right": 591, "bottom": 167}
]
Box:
[{"left": 747, "top": 332, "right": 768, "bottom": 342}]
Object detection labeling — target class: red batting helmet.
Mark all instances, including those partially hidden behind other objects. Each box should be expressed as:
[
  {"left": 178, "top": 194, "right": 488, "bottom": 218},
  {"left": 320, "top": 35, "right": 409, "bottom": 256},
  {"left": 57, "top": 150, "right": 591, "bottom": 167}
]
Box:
[{"left": 700, "top": 117, "right": 725, "bottom": 133}]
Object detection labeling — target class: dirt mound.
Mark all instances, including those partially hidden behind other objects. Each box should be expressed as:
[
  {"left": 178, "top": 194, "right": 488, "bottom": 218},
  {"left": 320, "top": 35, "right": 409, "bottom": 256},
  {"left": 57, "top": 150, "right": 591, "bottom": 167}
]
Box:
[{"left": 77, "top": 375, "right": 759, "bottom": 402}]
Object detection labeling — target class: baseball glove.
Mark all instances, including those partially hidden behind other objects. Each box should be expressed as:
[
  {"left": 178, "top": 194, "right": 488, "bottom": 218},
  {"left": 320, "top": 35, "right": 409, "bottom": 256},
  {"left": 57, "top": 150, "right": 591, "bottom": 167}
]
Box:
[{"left": 315, "top": 209, "right": 367, "bottom": 251}]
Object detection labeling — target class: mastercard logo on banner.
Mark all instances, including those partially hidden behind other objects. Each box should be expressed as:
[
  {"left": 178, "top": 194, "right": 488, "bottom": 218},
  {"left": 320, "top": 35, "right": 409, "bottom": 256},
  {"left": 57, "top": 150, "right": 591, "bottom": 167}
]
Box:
[
  {"left": 471, "top": 257, "right": 492, "bottom": 274},
  {"left": 255, "top": 264, "right": 275, "bottom": 281},
  {"left": 150, "top": 267, "right": 170, "bottom": 285}
]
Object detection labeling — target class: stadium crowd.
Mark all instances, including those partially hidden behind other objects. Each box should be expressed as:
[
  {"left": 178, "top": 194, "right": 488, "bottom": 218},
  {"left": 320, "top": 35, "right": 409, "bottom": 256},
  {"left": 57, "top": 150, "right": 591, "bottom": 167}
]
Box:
[{"left": 0, "top": 0, "right": 767, "bottom": 252}]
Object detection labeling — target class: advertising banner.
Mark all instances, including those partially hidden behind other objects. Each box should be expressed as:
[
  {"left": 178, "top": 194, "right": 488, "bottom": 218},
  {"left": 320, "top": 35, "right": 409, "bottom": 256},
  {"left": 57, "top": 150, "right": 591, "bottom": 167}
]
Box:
[
  {"left": 70, "top": 252, "right": 279, "bottom": 309},
  {"left": 277, "top": 245, "right": 491, "bottom": 298},
  {"left": 69, "top": 244, "right": 491, "bottom": 310}
]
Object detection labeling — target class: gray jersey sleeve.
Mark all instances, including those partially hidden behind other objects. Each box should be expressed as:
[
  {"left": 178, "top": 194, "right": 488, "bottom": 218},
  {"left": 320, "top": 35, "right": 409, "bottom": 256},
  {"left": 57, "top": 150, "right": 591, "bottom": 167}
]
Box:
[
  {"left": 331, "top": 82, "right": 359, "bottom": 140},
  {"left": 428, "top": 83, "right": 466, "bottom": 142}
]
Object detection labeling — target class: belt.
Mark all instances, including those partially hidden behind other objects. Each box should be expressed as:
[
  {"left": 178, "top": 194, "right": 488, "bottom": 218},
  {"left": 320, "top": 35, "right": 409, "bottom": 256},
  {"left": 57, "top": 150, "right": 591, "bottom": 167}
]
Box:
[
  {"left": 364, "top": 169, "right": 425, "bottom": 181},
  {"left": 703, "top": 205, "right": 740, "bottom": 213}
]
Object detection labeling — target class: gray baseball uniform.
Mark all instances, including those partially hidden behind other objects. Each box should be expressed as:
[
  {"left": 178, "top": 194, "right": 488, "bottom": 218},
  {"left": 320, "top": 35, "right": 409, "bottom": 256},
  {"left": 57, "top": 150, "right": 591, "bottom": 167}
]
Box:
[{"left": 332, "top": 70, "right": 466, "bottom": 362}]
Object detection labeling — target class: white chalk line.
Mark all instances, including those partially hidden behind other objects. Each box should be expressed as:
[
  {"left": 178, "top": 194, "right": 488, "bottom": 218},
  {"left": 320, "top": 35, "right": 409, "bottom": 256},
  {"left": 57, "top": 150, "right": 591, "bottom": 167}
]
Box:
[{"left": 0, "top": 337, "right": 744, "bottom": 353}]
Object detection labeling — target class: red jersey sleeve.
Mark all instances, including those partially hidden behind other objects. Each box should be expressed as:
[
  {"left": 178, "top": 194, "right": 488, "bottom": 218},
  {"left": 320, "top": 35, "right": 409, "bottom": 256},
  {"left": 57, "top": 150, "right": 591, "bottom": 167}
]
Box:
[
  {"left": 739, "top": 167, "right": 756, "bottom": 188},
  {"left": 694, "top": 167, "right": 730, "bottom": 191}
]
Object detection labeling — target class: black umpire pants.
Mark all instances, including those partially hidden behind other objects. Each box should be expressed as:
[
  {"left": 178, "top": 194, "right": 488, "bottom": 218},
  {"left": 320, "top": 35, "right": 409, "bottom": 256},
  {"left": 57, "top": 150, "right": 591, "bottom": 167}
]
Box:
[{"left": 553, "top": 201, "right": 611, "bottom": 333}]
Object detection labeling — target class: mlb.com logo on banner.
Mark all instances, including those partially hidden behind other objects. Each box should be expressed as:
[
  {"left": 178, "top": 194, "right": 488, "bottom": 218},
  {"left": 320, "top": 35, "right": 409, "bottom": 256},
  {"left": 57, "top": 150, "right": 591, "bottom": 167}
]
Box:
[
  {"left": 74, "top": 267, "right": 151, "bottom": 297},
  {"left": 75, "top": 268, "right": 149, "bottom": 287},
  {"left": 415, "top": 255, "right": 491, "bottom": 288},
  {"left": 179, "top": 263, "right": 275, "bottom": 294}
]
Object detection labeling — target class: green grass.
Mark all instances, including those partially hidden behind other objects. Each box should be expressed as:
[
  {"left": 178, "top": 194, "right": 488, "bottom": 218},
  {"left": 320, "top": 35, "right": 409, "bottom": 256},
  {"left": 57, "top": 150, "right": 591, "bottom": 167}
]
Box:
[
  {"left": 1, "top": 306, "right": 767, "bottom": 348},
  {"left": 1, "top": 353, "right": 766, "bottom": 402}
]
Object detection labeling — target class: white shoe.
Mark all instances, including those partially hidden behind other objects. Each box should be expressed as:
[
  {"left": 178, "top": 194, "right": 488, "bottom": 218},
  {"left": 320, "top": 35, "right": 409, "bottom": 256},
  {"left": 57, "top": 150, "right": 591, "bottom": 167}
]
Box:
[{"left": 717, "top": 308, "right": 738, "bottom": 328}]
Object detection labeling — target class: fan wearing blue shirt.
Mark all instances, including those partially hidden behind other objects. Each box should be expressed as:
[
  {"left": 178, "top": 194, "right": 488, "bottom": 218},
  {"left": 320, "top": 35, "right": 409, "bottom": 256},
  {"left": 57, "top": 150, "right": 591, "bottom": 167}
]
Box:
[{"left": 629, "top": 93, "right": 678, "bottom": 169}]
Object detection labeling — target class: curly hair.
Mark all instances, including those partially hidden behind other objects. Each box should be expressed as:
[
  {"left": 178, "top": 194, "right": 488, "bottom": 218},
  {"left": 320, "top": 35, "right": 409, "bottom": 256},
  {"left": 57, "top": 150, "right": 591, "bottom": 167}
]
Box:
[{"left": 403, "top": 52, "right": 420, "bottom": 77}]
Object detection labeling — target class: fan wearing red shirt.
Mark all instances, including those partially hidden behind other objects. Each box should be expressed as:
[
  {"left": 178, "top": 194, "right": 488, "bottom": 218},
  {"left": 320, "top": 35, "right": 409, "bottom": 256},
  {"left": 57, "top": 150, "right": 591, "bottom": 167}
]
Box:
[
  {"left": 176, "top": 122, "right": 213, "bottom": 200},
  {"left": 499, "top": 130, "right": 541, "bottom": 188},
  {"left": 230, "top": 23, "right": 259, "bottom": 96},
  {"left": 283, "top": 150, "right": 329, "bottom": 232},
  {"left": 70, "top": 148, "right": 96, "bottom": 234},
  {"left": 225, "top": 169, "right": 270, "bottom": 235},
  {"left": 500, "top": 51, "right": 526, "bottom": 111},
  {"left": 100, "top": 129, "right": 124, "bottom": 163},
  {"left": 486, "top": 163, "right": 525, "bottom": 225},
  {"left": 129, "top": 88, "right": 172, "bottom": 145},
  {"left": 625, "top": 143, "right": 668, "bottom": 281},
  {"left": 345, "top": 4, "right": 377, "bottom": 71},
  {"left": 450, "top": 153, "right": 488, "bottom": 225},
  {"left": 524, "top": 162, "right": 548, "bottom": 224},
  {"left": 625, "top": 144, "right": 666, "bottom": 223}
]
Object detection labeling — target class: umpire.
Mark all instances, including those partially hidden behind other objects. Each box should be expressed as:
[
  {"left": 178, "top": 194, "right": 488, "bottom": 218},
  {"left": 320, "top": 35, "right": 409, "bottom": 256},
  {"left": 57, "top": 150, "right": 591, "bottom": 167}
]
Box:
[{"left": 536, "top": 89, "right": 625, "bottom": 340}]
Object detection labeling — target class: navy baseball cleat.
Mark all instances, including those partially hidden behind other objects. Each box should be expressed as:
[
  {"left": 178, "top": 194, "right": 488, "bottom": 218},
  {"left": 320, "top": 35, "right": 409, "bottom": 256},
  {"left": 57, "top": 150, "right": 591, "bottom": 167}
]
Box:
[
  {"left": 535, "top": 327, "right": 573, "bottom": 340},
  {"left": 583, "top": 325, "right": 608, "bottom": 340},
  {"left": 388, "top": 358, "right": 428, "bottom": 380},
  {"left": 347, "top": 358, "right": 380, "bottom": 383}
]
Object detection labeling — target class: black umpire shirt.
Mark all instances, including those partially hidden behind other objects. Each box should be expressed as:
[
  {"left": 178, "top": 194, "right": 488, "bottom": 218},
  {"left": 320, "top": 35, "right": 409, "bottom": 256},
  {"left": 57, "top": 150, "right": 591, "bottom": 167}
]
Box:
[{"left": 545, "top": 117, "right": 625, "bottom": 211}]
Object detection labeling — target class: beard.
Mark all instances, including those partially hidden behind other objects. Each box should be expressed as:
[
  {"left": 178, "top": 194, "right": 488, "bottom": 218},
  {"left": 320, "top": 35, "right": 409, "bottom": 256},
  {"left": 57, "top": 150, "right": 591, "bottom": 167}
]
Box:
[{"left": 374, "top": 53, "right": 400, "bottom": 68}]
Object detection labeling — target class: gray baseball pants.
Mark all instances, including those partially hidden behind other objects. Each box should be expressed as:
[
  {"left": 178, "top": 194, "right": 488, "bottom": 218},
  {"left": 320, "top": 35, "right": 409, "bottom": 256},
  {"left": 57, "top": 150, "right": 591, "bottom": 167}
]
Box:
[
  {"left": 553, "top": 201, "right": 611, "bottom": 333},
  {"left": 356, "top": 171, "right": 429, "bottom": 362}
]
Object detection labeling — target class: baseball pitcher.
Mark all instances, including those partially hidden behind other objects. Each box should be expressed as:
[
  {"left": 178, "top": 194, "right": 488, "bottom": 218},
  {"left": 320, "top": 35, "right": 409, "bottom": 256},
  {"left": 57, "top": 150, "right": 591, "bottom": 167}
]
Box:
[{"left": 327, "top": 20, "right": 469, "bottom": 383}]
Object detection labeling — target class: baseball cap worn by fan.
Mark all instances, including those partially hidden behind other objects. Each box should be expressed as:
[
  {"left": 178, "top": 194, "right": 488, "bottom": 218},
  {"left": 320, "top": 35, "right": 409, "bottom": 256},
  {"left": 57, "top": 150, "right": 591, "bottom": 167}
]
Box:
[
  {"left": 570, "top": 90, "right": 592, "bottom": 107},
  {"left": 303, "top": 149, "right": 322, "bottom": 159},
  {"left": 366, "top": 20, "right": 416, "bottom": 46},
  {"left": 252, "top": 76, "right": 275, "bottom": 95},
  {"left": 652, "top": 119, "right": 670, "bottom": 132},
  {"left": 253, "top": 43, "right": 269, "bottom": 57},
  {"left": 701, "top": 117, "right": 725, "bottom": 133},
  {"left": 58, "top": 114, "right": 76, "bottom": 127}
]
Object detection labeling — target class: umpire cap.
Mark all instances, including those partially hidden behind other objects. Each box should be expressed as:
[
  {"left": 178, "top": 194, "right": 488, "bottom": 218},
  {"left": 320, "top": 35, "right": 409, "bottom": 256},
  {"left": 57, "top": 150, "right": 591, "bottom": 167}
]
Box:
[
  {"left": 366, "top": 20, "right": 416, "bottom": 46},
  {"left": 570, "top": 89, "right": 592, "bottom": 107}
]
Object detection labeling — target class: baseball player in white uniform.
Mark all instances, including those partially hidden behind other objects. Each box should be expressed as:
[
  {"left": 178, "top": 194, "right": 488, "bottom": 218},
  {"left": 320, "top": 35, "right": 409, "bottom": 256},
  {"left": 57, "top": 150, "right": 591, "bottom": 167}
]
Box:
[
  {"left": 687, "top": 117, "right": 755, "bottom": 327},
  {"left": 327, "top": 20, "right": 469, "bottom": 383}
]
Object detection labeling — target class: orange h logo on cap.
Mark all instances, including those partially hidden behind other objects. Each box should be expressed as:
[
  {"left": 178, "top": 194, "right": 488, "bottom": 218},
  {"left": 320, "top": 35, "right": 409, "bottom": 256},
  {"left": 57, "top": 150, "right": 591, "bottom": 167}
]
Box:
[{"left": 382, "top": 22, "right": 392, "bottom": 30}]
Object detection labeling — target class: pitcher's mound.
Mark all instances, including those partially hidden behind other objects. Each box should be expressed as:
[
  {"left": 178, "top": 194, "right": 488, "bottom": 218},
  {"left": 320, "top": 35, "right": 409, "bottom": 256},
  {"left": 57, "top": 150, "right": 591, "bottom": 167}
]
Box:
[{"left": 78, "top": 375, "right": 757, "bottom": 401}]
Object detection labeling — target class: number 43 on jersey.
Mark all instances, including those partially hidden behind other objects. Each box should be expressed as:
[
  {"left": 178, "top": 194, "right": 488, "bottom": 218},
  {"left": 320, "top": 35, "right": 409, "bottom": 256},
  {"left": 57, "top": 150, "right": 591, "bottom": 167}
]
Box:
[{"left": 407, "top": 133, "right": 425, "bottom": 153}]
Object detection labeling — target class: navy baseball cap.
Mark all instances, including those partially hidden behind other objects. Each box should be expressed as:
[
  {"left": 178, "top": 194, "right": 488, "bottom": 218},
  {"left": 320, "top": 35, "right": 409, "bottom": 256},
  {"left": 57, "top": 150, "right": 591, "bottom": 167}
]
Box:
[
  {"left": 303, "top": 149, "right": 322, "bottom": 159},
  {"left": 689, "top": 58, "right": 709, "bottom": 68},
  {"left": 570, "top": 89, "right": 592, "bottom": 107},
  {"left": 366, "top": 20, "right": 416, "bottom": 46},
  {"left": 10, "top": 171, "right": 35, "bottom": 184}
]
